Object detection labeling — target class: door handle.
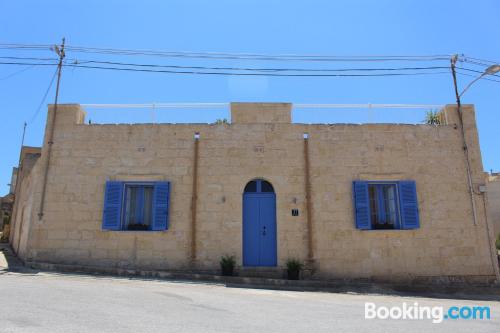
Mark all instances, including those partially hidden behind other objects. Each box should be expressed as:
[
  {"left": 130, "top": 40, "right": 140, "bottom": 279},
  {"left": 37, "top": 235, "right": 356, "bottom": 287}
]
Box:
[{"left": 262, "top": 226, "right": 267, "bottom": 236}]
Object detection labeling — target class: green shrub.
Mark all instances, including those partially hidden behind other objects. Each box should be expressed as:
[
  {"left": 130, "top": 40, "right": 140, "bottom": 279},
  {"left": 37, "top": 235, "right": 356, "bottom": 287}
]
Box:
[
  {"left": 286, "top": 258, "right": 303, "bottom": 272},
  {"left": 220, "top": 255, "right": 236, "bottom": 276},
  {"left": 286, "top": 259, "right": 303, "bottom": 280},
  {"left": 424, "top": 110, "right": 441, "bottom": 125}
]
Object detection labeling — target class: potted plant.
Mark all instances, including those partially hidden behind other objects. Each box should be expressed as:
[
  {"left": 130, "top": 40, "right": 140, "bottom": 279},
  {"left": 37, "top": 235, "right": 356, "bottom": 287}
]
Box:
[
  {"left": 424, "top": 110, "right": 441, "bottom": 125},
  {"left": 286, "top": 258, "right": 303, "bottom": 280},
  {"left": 220, "top": 255, "right": 236, "bottom": 276}
]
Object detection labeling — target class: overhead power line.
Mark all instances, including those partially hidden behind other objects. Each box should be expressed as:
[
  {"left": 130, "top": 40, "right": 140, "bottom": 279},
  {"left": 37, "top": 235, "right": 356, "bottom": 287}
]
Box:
[
  {"left": 74, "top": 59, "right": 450, "bottom": 73},
  {"left": 0, "top": 56, "right": 451, "bottom": 73},
  {"left": 0, "top": 43, "right": 452, "bottom": 62},
  {"left": 62, "top": 63, "right": 452, "bottom": 77},
  {"left": 1, "top": 43, "right": 499, "bottom": 70},
  {"left": 462, "top": 55, "right": 500, "bottom": 65},
  {"left": 0, "top": 61, "right": 57, "bottom": 67},
  {"left": 456, "top": 70, "right": 500, "bottom": 83},
  {"left": 457, "top": 66, "right": 500, "bottom": 78},
  {"left": 0, "top": 43, "right": 53, "bottom": 50},
  {"left": 0, "top": 60, "right": 452, "bottom": 76},
  {"left": 28, "top": 67, "right": 59, "bottom": 123},
  {"left": 0, "top": 55, "right": 59, "bottom": 62},
  {"left": 0, "top": 63, "right": 37, "bottom": 80},
  {"left": 63, "top": 46, "right": 453, "bottom": 62},
  {"left": 2, "top": 60, "right": 500, "bottom": 84}
]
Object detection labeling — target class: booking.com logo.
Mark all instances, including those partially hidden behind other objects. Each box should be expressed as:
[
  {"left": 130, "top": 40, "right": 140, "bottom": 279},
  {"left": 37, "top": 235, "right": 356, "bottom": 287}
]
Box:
[{"left": 365, "top": 302, "right": 491, "bottom": 324}]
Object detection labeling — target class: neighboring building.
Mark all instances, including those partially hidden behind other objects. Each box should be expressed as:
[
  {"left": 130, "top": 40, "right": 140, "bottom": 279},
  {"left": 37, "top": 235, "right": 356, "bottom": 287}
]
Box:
[
  {"left": 487, "top": 173, "right": 500, "bottom": 238},
  {"left": 8, "top": 146, "right": 41, "bottom": 245},
  {"left": 0, "top": 167, "right": 19, "bottom": 237},
  {"left": 0, "top": 193, "right": 14, "bottom": 234},
  {"left": 9, "top": 103, "right": 499, "bottom": 283}
]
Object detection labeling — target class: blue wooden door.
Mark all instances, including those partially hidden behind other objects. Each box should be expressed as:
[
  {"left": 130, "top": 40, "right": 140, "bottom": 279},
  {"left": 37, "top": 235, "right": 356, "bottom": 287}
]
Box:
[
  {"left": 258, "top": 194, "right": 277, "bottom": 266},
  {"left": 243, "top": 180, "right": 277, "bottom": 267}
]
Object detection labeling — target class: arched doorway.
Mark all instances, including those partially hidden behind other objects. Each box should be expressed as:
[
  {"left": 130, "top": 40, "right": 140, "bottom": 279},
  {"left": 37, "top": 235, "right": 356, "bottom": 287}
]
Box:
[{"left": 242, "top": 179, "right": 277, "bottom": 266}]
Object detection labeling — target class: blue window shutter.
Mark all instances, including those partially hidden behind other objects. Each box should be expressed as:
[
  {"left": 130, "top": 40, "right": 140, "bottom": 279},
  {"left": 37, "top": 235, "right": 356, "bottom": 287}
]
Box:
[
  {"left": 353, "top": 181, "right": 371, "bottom": 230},
  {"left": 152, "top": 182, "right": 170, "bottom": 231},
  {"left": 398, "top": 181, "right": 420, "bottom": 229},
  {"left": 102, "top": 181, "right": 123, "bottom": 230}
]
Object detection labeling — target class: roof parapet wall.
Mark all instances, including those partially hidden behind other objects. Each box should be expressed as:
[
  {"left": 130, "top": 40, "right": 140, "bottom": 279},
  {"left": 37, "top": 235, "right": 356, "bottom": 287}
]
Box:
[{"left": 230, "top": 102, "right": 291, "bottom": 124}]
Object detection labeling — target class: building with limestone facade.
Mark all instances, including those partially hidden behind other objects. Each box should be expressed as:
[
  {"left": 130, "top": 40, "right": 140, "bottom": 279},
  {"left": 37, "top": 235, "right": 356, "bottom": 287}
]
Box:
[{"left": 8, "top": 102, "right": 500, "bottom": 283}]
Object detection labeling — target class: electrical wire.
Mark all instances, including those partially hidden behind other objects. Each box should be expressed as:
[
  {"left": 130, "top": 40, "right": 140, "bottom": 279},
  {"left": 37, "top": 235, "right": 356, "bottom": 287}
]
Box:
[
  {"left": 0, "top": 43, "right": 52, "bottom": 50},
  {"left": 64, "top": 47, "right": 452, "bottom": 62},
  {"left": 461, "top": 55, "right": 500, "bottom": 65},
  {"left": 3, "top": 60, "right": 499, "bottom": 83},
  {"left": 0, "top": 56, "right": 59, "bottom": 62},
  {"left": 0, "top": 60, "right": 451, "bottom": 76},
  {"left": 0, "top": 63, "right": 37, "bottom": 80},
  {"left": 28, "top": 67, "right": 59, "bottom": 123},
  {"left": 0, "top": 61, "right": 57, "bottom": 67},
  {"left": 457, "top": 66, "right": 500, "bottom": 78},
  {"left": 456, "top": 70, "right": 500, "bottom": 83},
  {"left": 62, "top": 63, "right": 452, "bottom": 77},
  {"left": 0, "top": 43, "right": 452, "bottom": 62},
  {"left": 0, "top": 56, "right": 451, "bottom": 73},
  {"left": 73, "top": 59, "right": 450, "bottom": 73},
  {"left": 66, "top": 45, "right": 451, "bottom": 60}
]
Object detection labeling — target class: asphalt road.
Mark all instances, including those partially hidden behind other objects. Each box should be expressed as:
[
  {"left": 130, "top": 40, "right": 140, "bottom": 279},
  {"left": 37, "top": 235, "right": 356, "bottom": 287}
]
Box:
[{"left": 0, "top": 271, "right": 498, "bottom": 333}]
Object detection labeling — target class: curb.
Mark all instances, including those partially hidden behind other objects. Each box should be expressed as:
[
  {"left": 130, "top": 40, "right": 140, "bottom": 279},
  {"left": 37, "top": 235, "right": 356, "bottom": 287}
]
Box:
[{"left": 23, "top": 260, "right": 500, "bottom": 298}]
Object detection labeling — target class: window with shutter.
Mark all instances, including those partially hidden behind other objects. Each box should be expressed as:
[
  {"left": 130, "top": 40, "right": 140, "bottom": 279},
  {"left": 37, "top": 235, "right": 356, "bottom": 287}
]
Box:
[
  {"left": 152, "top": 182, "right": 170, "bottom": 231},
  {"left": 353, "top": 181, "right": 371, "bottom": 230},
  {"left": 102, "top": 181, "right": 124, "bottom": 230},
  {"left": 398, "top": 181, "right": 420, "bottom": 229},
  {"left": 352, "top": 180, "right": 419, "bottom": 230},
  {"left": 102, "top": 180, "right": 170, "bottom": 231}
]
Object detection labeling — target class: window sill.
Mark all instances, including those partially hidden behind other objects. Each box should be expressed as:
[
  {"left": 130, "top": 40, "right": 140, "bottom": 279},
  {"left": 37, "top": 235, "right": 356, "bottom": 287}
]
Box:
[
  {"left": 102, "top": 230, "right": 168, "bottom": 233},
  {"left": 356, "top": 229, "right": 418, "bottom": 238}
]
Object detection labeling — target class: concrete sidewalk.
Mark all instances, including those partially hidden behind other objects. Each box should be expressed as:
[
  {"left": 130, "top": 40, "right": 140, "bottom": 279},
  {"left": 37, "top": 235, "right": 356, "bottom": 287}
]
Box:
[{"left": 2, "top": 242, "right": 499, "bottom": 300}]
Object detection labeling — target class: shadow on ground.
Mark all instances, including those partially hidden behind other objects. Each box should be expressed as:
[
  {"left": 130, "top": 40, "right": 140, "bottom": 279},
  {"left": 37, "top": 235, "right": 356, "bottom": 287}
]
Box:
[
  {"left": 1, "top": 242, "right": 499, "bottom": 302},
  {"left": 0, "top": 243, "right": 39, "bottom": 274}
]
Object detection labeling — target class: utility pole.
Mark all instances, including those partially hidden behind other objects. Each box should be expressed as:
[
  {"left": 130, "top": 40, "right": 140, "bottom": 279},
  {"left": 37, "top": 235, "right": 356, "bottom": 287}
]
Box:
[
  {"left": 450, "top": 55, "right": 478, "bottom": 226},
  {"left": 38, "top": 38, "right": 65, "bottom": 220}
]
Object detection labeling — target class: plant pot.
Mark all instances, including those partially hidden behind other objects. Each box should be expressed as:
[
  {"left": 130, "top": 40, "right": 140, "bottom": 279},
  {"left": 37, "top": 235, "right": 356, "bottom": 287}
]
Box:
[
  {"left": 287, "top": 269, "right": 300, "bottom": 280},
  {"left": 221, "top": 266, "right": 234, "bottom": 276}
]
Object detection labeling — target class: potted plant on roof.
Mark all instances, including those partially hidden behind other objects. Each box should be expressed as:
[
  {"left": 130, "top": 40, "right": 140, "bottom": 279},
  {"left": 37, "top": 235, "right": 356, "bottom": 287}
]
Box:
[
  {"left": 424, "top": 110, "right": 441, "bottom": 125},
  {"left": 286, "top": 258, "right": 303, "bottom": 280},
  {"left": 220, "top": 255, "right": 236, "bottom": 276}
]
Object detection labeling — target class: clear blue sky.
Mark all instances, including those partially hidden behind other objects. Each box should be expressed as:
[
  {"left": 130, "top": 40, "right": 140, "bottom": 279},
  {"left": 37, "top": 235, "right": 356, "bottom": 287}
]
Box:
[{"left": 1, "top": 0, "right": 499, "bottom": 194}]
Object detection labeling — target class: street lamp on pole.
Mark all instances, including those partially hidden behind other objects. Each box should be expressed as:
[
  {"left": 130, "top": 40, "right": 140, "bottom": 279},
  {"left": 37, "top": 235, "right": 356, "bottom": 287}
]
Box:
[{"left": 459, "top": 64, "right": 500, "bottom": 97}]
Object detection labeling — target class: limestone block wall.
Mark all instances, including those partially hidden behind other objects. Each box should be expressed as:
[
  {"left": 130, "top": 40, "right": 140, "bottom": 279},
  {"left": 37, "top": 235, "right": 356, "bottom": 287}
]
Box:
[
  {"left": 231, "top": 102, "right": 291, "bottom": 124},
  {"left": 9, "top": 148, "right": 41, "bottom": 259},
  {"left": 13, "top": 103, "right": 498, "bottom": 281}
]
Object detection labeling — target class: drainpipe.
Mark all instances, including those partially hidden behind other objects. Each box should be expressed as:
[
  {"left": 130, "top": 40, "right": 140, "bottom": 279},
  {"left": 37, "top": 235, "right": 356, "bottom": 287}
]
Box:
[
  {"left": 190, "top": 132, "right": 200, "bottom": 265},
  {"left": 303, "top": 133, "right": 314, "bottom": 265}
]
